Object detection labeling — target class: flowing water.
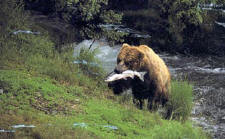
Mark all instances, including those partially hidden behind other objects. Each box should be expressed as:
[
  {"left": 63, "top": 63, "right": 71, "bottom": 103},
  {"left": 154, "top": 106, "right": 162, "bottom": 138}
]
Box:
[
  {"left": 75, "top": 39, "right": 225, "bottom": 139},
  {"left": 160, "top": 53, "right": 225, "bottom": 139}
]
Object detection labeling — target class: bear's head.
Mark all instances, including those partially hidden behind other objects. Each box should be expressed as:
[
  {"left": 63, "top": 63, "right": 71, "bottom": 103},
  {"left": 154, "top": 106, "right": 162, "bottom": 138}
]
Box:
[{"left": 114, "top": 43, "right": 146, "bottom": 73}]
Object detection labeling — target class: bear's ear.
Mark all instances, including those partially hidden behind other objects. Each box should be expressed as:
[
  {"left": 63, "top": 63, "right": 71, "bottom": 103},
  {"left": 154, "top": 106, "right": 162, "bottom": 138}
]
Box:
[
  {"left": 138, "top": 51, "right": 144, "bottom": 60},
  {"left": 122, "top": 43, "right": 130, "bottom": 48},
  {"left": 120, "top": 43, "right": 130, "bottom": 51}
]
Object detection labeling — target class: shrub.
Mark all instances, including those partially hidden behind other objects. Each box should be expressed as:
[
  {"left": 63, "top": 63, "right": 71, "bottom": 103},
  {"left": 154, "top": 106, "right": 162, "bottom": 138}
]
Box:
[
  {"left": 165, "top": 80, "right": 193, "bottom": 122},
  {"left": 7, "top": 34, "right": 54, "bottom": 59}
]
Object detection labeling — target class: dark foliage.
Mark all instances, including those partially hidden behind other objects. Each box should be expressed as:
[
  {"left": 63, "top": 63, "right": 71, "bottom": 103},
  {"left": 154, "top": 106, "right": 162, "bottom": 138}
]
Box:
[
  {"left": 24, "top": 0, "right": 66, "bottom": 14},
  {"left": 108, "top": 0, "right": 148, "bottom": 10}
]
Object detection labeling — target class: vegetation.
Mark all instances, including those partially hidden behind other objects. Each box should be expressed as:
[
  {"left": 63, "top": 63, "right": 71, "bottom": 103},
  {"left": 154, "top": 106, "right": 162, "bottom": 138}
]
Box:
[
  {"left": 123, "top": 0, "right": 203, "bottom": 49},
  {"left": 0, "top": 0, "right": 210, "bottom": 138},
  {"left": 166, "top": 81, "right": 193, "bottom": 121},
  {"left": 0, "top": 69, "right": 208, "bottom": 139},
  {"left": 24, "top": 0, "right": 125, "bottom": 47},
  {"left": 22, "top": 0, "right": 225, "bottom": 55},
  {"left": 112, "top": 0, "right": 225, "bottom": 55}
]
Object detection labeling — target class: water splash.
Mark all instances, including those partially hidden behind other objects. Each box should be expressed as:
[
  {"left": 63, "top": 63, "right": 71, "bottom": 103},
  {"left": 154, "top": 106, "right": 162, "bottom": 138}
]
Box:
[
  {"left": 74, "top": 39, "right": 120, "bottom": 72},
  {"left": 215, "top": 21, "right": 225, "bottom": 28}
]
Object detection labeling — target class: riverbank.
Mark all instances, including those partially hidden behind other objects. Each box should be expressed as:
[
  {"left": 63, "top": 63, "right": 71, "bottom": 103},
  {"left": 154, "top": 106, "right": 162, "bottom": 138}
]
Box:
[
  {"left": 0, "top": 7, "right": 210, "bottom": 139},
  {"left": 0, "top": 43, "right": 209, "bottom": 139}
]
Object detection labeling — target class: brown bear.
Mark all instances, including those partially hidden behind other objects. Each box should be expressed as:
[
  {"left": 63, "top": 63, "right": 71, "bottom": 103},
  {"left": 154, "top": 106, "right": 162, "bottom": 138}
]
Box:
[{"left": 113, "top": 43, "right": 171, "bottom": 110}]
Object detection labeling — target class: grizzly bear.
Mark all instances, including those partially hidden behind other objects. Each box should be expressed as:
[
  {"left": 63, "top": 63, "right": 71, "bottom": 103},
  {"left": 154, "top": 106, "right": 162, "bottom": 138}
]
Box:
[{"left": 112, "top": 43, "right": 171, "bottom": 110}]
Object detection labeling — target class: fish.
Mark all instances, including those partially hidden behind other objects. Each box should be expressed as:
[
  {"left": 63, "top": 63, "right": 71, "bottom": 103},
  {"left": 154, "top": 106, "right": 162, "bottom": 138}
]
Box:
[{"left": 105, "top": 70, "right": 146, "bottom": 82}]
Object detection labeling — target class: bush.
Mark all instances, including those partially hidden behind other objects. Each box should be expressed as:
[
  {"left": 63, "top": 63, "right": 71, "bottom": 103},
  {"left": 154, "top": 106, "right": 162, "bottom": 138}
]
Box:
[{"left": 165, "top": 80, "right": 193, "bottom": 122}]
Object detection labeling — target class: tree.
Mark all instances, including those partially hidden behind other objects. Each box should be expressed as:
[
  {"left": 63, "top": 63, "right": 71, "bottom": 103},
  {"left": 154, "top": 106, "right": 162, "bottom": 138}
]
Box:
[
  {"left": 24, "top": 0, "right": 125, "bottom": 45},
  {"left": 168, "top": 0, "right": 203, "bottom": 45},
  {"left": 146, "top": 0, "right": 203, "bottom": 50},
  {"left": 64, "top": 0, "right": 124, "bottom": 45}
]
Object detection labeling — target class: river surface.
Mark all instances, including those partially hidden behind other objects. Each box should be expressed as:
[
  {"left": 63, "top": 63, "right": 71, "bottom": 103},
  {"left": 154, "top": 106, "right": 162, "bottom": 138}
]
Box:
[{"left": 74, "top": 39, "right": 225, "bottom": 139}]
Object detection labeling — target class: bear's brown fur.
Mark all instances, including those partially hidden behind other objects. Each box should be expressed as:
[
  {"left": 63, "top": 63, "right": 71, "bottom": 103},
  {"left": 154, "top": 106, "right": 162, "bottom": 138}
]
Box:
[{"left": 115, "top": 43, "right": 171, "bottom": 109}]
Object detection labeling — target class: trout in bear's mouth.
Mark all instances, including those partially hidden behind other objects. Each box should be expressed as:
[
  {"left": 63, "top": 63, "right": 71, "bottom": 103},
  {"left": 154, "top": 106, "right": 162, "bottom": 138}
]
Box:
[{"left": 105, "top": 70, "right": 147, "bottom": 82}]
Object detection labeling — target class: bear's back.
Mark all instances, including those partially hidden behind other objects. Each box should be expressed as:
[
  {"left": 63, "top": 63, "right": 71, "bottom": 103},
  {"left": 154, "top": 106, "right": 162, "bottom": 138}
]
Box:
[{"left": 138, "top": 45, "right": 171, "bottom": 98}]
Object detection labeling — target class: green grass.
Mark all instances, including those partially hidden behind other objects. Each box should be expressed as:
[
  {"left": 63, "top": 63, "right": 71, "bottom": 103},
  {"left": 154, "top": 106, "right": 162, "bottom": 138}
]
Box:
[
  {"left": 74, "top": 99, "right": 207, "bottom": 139},
  {"left": 0, "top": 70, "right": 209, "bottom": 139},
  {"left": 0, "top": 70, "right": 77, "bottom": 114}
]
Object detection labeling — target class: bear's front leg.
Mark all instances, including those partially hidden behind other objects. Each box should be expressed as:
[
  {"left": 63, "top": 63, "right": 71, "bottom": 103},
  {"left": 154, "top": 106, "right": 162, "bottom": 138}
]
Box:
[
  {"left": 147, "top": 96, "right": 159, "bottom": 111},
  {"left": 133, "top": 98, "right": 144, "bottom": 109}
]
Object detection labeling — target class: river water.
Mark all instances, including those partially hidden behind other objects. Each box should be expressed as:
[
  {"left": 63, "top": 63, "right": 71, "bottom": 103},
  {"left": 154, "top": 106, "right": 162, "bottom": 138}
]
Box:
[{"left": 74, "top": 39, "right": 225, "bottom": 139}]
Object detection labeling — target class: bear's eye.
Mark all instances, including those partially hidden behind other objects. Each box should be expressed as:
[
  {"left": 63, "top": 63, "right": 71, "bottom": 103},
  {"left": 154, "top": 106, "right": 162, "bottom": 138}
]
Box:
[{"left": 125, "top": 61, "right": 131, "bottom": 66}]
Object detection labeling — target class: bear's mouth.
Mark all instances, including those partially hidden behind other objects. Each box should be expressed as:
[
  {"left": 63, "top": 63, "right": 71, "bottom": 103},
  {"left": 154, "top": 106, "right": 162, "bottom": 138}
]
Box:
[{"left": 105, "top": 70, "right": 147, "bottom": 95}]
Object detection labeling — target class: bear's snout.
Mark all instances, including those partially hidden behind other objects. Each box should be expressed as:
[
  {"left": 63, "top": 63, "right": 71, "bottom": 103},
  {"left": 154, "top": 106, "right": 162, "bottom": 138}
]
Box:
[
  {"left": 114, "top": 65, "right": 122, "bottom": 73},
  {"left": 114, "top": 63, "right": 128, "bottom": 73},
  {"left": 114, "top": 68, "right": 120, "bottom": 74}
]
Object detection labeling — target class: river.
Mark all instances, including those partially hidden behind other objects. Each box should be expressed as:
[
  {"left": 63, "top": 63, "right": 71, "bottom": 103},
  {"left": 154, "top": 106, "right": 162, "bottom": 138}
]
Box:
[{"left": 74, "top": 39, "right": 225, "bottom": 139}]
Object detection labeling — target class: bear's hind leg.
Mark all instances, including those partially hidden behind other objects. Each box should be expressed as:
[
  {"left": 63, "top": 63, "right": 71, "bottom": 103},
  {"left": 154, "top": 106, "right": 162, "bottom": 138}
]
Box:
[{"left": 147, "top": 97, "right": 160, "bottom": 111}]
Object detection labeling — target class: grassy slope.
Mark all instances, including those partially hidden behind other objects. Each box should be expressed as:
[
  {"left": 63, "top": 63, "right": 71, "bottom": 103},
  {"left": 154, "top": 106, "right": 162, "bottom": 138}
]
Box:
[{"left": 0, "top": 69, "right": 208, "bottom": 139}]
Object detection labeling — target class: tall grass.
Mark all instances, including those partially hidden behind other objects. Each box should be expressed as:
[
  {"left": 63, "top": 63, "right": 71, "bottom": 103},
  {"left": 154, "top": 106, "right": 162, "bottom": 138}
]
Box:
[
  {"left": 166, "top": 80, "right": 193, "bottom": 122},
  {"left": 75, "top": 47, "right": 106, "bottom": 78},
  {"left": 0, "top": 21, "right": 105, "bottom": 87}
]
